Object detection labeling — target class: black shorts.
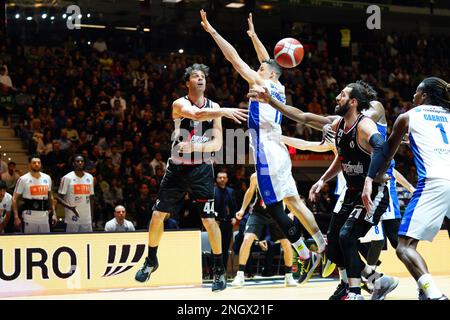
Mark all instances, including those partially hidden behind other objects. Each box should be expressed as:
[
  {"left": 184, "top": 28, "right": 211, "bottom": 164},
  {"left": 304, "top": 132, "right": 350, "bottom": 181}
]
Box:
[
  {"left": 153, "top": 160, "right": 215, "bottom": 218},
  {"left": 338, "top": 183, "right": 390, "bottom": 230},
  {"left": 244, "top": 209, "right": 286, "bottom": 242}
]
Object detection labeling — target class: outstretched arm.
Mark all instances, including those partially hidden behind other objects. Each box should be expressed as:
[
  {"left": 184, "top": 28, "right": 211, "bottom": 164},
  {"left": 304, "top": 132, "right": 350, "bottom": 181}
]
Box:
[
  {"left": 200, "top": 10, "right": 262, "bottom": 86},
  {"left": 393, "top": 168, "right": 415, "bottom": 193},
  {"left": 173, "top": 99, "right": 248, "bottom": 124},
  {"left": 247, "top": 13, "right": 270, "bottom": 63},
  {"left": 247, "top": 88, "right": 333, "bottom": 127},
  {"left": 280, "top": 136, "right": 335, "bottom": 153}
]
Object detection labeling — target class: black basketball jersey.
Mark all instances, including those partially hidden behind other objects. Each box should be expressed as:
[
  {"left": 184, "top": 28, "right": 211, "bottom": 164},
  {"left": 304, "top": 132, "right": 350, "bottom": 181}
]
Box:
[
  {"left": 335, "top": 114, "right": 371, "bottom": 189},
  {"left": 171, "top": 96, "right": 215, "bottom": 164}
]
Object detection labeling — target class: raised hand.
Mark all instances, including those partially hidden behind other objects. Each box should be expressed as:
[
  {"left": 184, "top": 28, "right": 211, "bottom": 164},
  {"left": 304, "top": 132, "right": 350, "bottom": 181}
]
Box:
[
  {"left": 247, "top": 13, "right": 256, "bottom": 38},
  {"left": 247, "top": 87, "right": 270, "bottom": 103},
  {"left": 222, "top": 108, "right": 249, "bottom": 124},
  {"left": 200, "top": 9, "right": 216, "bottom": 34},
  {"left": 322, "top": 123, "right": 336, "bottom": 144},
  {"left": 309, "top": 179, "right": 324, "bottom": 203}
]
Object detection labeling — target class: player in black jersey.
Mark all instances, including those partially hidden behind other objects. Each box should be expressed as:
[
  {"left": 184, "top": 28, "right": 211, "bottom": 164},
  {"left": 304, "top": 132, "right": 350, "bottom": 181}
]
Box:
[
  {"left": 248, "top": 81, "right": 396, "bottom": 299},
  {"left": 308, "top": 82, "right": 398, "bottom": 300},
  {"left": 135, "top": 63, "right": 248, "bottom": 292}
]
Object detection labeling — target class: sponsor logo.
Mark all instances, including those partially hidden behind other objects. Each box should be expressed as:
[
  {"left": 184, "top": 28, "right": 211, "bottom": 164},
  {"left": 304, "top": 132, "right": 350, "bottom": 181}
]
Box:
[
  {"left": 102, "top": 244, "right": 146, "bottom": 277},
  {"left": 30, "top": 185, "right": 48, "bottom": 196}
]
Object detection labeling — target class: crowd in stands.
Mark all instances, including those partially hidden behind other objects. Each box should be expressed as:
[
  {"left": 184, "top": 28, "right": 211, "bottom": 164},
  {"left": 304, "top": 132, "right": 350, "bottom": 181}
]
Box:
[{"left": 0, "top": 26, "right": 449, "bottom": 232}]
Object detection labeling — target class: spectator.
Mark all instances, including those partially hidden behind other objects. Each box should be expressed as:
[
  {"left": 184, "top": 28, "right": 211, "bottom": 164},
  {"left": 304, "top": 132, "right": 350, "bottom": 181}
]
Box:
[
  {"left": 104, "top": 205, "right": 135, "bottom": 232},
  {"left": 214, "top": 171, "right": 237, "bottom": 271},
  {"left": 110, "top": 90, "right": 126, "bottom": 111},
  {"left": 1, "top": 161, "right": 20, "bottom": 194},
  {"left": 0, "top": 153, "right": 8, "bottom": 175},
  {"left": 0, "top": 66, "right": 13, "bottom": 89},
  {"left": 0, "top": 180, "right": 12, "bottom": 234},
  {"left": 150, "top": 152, "right": 166, "bottom": 173},
  {"left": 92, "top": 37, "right": 108, "bottom": 53},
  {"left": 133, "top": 183, "right": 153, "bottom": 229}
]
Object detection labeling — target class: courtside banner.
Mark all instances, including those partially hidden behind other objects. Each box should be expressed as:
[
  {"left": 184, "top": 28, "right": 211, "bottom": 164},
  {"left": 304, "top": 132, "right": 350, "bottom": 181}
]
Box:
[{"left": 0, "top": 231, "right": 202, "bottom": 292}]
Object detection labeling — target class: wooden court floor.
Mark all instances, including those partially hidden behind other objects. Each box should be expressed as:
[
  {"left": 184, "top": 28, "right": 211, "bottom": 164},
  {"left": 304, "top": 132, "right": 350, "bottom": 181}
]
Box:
[{"left": 2, "top": 275, "right": 449, "bottom": 300}]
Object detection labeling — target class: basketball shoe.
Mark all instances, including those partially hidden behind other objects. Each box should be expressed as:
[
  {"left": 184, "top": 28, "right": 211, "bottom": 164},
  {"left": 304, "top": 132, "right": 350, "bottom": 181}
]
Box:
[{"left": 135, "top": 257, "right": 159, "bottom": 282}]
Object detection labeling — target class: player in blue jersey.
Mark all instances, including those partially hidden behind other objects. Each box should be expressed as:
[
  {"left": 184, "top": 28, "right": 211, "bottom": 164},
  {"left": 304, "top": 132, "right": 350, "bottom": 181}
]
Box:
[
  {"left": 201, "top": 10, "right": 332, "bottom": 282},
  {"left": 364, "top": 77, "right": 450, "bottom": 300}
]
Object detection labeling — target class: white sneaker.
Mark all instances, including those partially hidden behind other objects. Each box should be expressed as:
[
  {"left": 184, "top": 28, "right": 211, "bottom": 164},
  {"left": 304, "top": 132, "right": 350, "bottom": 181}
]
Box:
[
  {"left": 231, "top": 271, "right": 245, "bottom": 288},
  {"left": 284, "top": 273, "right": 297, "bottom": 287},
  {"left": 345, "top": 292, "right": 365, "bottom": 300},
  {"left": 371, "top": 275, "right": 399, "bottom": 300}
]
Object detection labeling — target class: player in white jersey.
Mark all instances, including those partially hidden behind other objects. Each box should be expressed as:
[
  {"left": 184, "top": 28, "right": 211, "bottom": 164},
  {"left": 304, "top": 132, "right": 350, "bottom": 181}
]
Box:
[
  {"left": 0, "top": 181, "right": 12, "bottom": 234},
  {"left": 57, "top": 154, "right": 95, "bottom": 233},
  {"left": 201, "top": 11, "right": 329, "bottom": 274},
  {"left": 12, "top": 154, "right": 56, "bottom": 234},
  {"left": 364, "top": 77, "right": 450, "bottom": 300}
]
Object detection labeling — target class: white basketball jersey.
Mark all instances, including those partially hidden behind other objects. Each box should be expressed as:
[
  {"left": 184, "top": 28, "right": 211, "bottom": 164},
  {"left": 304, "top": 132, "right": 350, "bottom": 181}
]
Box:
[
  {"left": 0, "top": 193, "right": 12, "bottom": 231},
  {"left": 407, "top": 105, "right": 450, "bottom": 181},
  {"left": 248, "top": 79, "right": 286, "bottom": 136},
  {"left": 14, "top": 172, "right": 52, "bottom": 223},
  {"left": 59, "top": 171, "right": 95, "bottom": 225}
]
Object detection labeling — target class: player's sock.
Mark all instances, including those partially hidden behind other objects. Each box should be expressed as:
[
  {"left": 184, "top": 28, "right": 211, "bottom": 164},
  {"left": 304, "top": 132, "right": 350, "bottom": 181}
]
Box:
[
  {"left": 292, "top": 238, "right": 310, "bottom": 260},
  {"left": 349, "top": 286, "right": 361, "bottom": 295},
  {"left": 238, "top": 264, "right": 246, "bottom": 272},
  {"left": 213, "top": 254, "right": 224, "bottom": 272},
  {"left": 285, "top": 265, "right": 292, "bottom": 273},
  {"left": 418, "top": 273, "right": 443, "bottom": 299},
  {"left": 147, "top": 246, "right": 158, "bottom": 264},
  {"left": 312, "top": 231, "right": 327, "bottom": 253},
  {"left": 362, "top": 265, "right": 382, "bottom": 284},
  {"left": 339, "top": 268, "right": 348, "bottom": 284}
]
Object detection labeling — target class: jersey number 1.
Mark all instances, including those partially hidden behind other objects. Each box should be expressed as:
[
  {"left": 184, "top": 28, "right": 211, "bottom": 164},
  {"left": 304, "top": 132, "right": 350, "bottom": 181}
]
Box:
[{"left": 436, "top": 123, "right": 449, "bottom": 144}]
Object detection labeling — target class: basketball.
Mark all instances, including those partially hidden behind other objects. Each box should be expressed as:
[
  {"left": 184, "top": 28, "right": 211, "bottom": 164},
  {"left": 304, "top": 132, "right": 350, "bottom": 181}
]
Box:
[{"left": 273, "top": 38, "right": 304, "bottom": 68}]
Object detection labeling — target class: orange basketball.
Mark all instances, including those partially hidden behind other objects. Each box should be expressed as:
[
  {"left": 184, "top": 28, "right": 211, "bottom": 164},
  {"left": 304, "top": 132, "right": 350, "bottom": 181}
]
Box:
[{"left": 274, "top": 38, "right": 304, "bottom": 68}]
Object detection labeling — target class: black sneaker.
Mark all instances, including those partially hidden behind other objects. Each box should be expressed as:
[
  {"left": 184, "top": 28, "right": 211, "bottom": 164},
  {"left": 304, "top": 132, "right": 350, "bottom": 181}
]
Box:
[
  {"left": 329, "top": 281, "right": 349, "bottom": 300},
  {"left": 135, "top": 257, "right": 159, "bottom": 283},
  {"left": 212, "top": 268, "right": 227, "bottom": 292},
  {"left": 297, "top": 252, "right": 320, "bottom": 285}
]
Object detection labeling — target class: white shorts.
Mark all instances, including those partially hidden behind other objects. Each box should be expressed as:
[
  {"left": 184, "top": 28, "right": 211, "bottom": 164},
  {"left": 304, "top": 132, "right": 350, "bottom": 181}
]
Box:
[
  {"left": 24, "top": 222, "right": 50, "bottom": 234},
  {"left": 359, "top": 220, "right": 384, "bottom": 243},
  {"left": 333, "top": 187, "right": 347, "bottom": 213},
  {"left": 66, "top": 223, "right": 93, "bottom": 233},
  {"left": 381, "top": 178, "right": 401, "bottom": 220},
  {"left": 399, "top": 178, "right": 450, "bottom": 241},
  {"left": 251, "top": 139, "right": 298, "bottom": 205}
]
